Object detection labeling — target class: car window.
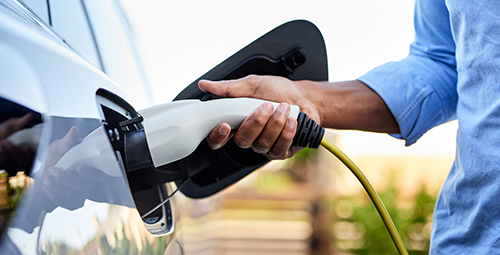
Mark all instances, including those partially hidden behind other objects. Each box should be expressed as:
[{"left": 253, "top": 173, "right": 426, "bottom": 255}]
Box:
[
  {"left": 49, "top": 0, "right": 102, "bottom": 70},
  {"left": 18, "top": 0, "right": 50, "bottom": 25}
]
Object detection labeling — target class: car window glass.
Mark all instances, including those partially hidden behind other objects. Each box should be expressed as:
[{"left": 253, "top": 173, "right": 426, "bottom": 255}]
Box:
[
  {"left": 18, "top": 0, "right": 49, "bottom": 25},
  {"left": 49, "top": 0, "right": 102, "bottom": 69},
  {"left": 0, "top": 97, "right": 42, "bottom": 238}
]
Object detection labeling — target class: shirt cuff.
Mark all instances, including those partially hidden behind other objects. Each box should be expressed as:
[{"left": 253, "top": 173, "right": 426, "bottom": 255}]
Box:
[{"left": 358, "top": 56, "right": 456, "bottom": 146}]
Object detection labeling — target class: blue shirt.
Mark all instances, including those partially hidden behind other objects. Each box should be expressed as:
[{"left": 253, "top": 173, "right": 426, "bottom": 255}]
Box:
[{"left": 358, "top": 0, "right": 500, "bottom": 253}]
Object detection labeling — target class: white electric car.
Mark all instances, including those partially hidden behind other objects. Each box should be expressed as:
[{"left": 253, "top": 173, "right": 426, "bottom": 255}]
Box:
[{"left": 0, "top": 0, "right": 328, "bottom": 254}]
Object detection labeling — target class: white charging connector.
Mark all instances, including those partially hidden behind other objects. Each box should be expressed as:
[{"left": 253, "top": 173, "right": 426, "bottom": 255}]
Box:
[{"left": 139, "top": 98, "right": 300, "bottom": 167}]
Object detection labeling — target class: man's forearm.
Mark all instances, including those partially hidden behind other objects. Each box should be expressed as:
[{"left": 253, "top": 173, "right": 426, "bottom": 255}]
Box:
[{"left": 296, "top": 80, "right": 400, "bottom": 133}]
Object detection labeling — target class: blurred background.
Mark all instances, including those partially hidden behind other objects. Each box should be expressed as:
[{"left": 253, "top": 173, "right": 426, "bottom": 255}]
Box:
[{"left": 119, "top": 0, "right": 457, "bottom": 254}]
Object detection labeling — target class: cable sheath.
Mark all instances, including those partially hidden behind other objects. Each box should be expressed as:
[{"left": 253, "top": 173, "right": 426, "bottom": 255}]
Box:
[
  {"left": 320, "top": 138, "right": 408, "bottom": 255},
  {"left": 141, "top": 179, "right": 187, "bottom": 219}
]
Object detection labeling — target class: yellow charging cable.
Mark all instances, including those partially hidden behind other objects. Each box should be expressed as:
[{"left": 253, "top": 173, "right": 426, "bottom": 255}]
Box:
[{"left": 320, "top": 138, "right": 409, "bottom": 255}]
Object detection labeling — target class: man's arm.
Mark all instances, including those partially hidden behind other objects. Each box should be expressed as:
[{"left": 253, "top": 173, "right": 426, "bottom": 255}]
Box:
[{"left": 199, "top": 75, "right": 399, "bottom": 160}]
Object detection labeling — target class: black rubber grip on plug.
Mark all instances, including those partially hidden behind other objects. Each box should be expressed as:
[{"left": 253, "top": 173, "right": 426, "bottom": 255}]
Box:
[{"left": 292, "top": 111, "right": 325, "bottom": 148}]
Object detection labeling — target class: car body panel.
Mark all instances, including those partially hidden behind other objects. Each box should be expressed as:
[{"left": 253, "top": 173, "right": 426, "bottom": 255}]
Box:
[{"left": 0, "top": 1, "right": 173, "bottom": 254}]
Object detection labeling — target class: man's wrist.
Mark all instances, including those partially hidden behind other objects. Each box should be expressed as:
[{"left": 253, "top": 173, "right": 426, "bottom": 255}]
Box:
[{"left": 296, "top": 79, "right": 399, "bottom": 133}]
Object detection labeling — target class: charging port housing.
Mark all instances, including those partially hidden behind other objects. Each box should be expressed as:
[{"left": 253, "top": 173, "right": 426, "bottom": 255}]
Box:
[{"left": 96, "top": 90, "right": 174, "bottom": 236}]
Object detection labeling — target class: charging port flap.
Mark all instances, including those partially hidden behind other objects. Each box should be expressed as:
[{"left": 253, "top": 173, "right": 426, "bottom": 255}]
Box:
[{"left": 171, "top": 20, "right": 328, "bottom": 198}]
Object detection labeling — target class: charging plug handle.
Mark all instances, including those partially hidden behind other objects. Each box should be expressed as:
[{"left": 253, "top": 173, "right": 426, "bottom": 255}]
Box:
[{"left": 292, "top": 111, "right": 324, "bottom": 148}]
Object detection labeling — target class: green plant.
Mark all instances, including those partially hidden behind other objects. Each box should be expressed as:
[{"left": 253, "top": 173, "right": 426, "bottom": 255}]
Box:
[{"left": 327, "top": 174, "right": 436, "bottom": 255}]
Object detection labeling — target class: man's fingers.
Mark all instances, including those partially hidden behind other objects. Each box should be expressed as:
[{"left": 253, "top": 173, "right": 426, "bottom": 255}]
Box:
[
  {"left": 207, "top": 123, "right": 233, "bottom": 150},
  {"left": 198, "top": 75, "right": 262, "bottom": 98},
  {"left": 77, "top": 165, "right": 107, "bottom": 182},
  {"left": 208, "top": 102, "right": 299, "bottom": 160},
  {"left": 199, "top": 75, "right": 306, "bottom": 159},
  {"left": 54, "top": 126, "right": 80, "bottom": 154},
  {"left": 10, "top": 113, "right": 32, "bottom": 132},
  {"left": 45, "top": 126, "right": 81, "bottom": 167},
  {"left": 47, "top": 166, "right": 88, "bottom": 191},
  {"left": 61, "top": 126, "right": 80, "bottom": 146},
  {"left": 233, "top": 102, "right": 274, "bottom": 148},
  {"left": 0, "top": 113, "right": 33, "bottom": 139},
  {"left": 252, "top": 103, "right": 291, "bottom": 154},
  {"left": 266, "top": 117, "right": 298, "bottom": 160}
]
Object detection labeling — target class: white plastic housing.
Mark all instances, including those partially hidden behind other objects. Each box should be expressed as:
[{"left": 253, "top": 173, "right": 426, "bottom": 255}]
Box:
[{"left": 140, "top": 98, "right": 300, "bottom": 167}]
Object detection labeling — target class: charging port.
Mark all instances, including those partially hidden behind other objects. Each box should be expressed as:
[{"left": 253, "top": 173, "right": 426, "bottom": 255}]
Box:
[{"left": 96, "top": 90, "right": 174, "bottom": 236}]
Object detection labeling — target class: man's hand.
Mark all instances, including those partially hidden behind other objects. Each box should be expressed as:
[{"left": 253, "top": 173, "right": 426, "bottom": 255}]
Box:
[
  {"left": 199, "top": 75, "right": 399, "bottom": 160},
  {"left": 36, "top": 126, "right": 107, "bottom": 212},
  {"left": 199, "top": 75, "right": 321, "bottom": 160},
  {"left": 0, "top": 113, "right": 35, "bottom": 175}
]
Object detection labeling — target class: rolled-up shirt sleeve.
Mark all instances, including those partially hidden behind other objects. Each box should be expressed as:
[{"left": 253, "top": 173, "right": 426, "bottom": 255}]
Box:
[{"left": 358, "top": 0, "right": 458, "bottom": 146}]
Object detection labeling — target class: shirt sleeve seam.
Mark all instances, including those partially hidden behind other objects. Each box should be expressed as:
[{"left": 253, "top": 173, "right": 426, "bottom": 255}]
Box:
[{"left": 396, "top": 85, "right": 434, "bottom": 123}]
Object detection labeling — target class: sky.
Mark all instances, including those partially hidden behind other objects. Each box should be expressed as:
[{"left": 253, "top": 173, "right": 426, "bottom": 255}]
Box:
[{"left": 119, "top": 0, "right": 458, "bottom": 158}]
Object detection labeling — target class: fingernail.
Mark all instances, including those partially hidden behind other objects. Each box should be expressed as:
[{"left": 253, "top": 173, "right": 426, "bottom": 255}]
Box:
[
  {"left": 278, "top": 103, "right": 290, "bottom": 114},
  {"left": 218, "top": 125, "right": 229, "bottom": 136},
  {"left": 267, "top": 152, "right": 278, "bottom": 159},
  {"left": 262, "top": 103, "right": 274, "bottom": 115},
  {"left": 253, "top": 145, "right": 269, "bottom": 154}
]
